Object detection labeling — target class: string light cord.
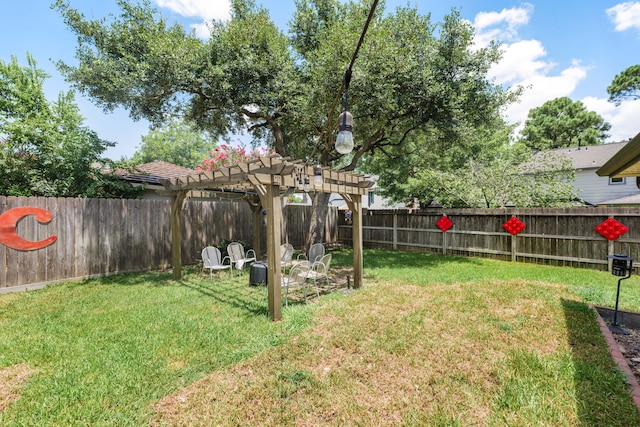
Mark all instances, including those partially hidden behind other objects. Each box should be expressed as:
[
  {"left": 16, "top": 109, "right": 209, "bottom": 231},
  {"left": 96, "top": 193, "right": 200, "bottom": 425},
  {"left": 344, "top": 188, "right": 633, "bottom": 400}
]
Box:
[{"left": 311, "top": 0, "right": 380, "bottom": 162}]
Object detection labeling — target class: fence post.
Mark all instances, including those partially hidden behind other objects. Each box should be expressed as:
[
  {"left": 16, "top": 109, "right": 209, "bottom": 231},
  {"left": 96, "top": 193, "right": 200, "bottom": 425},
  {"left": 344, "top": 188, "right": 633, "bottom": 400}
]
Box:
[
  {"left": 393, "top": 213, "right": 398, "bottom": 250},
  {"left": 608, "top": 239, "right": 615, "bottom": 273},
  {"left": 442, "top": 230, "right": 447, "bottom": 255}
]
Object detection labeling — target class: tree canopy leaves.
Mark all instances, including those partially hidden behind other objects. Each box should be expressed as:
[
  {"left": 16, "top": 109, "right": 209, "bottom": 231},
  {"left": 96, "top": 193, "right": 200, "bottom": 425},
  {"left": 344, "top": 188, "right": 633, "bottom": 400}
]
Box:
[
  {"left": 607, "top": 64, "right": 640, "bottom": 105},
  {"left": 131, "top": 122, "right": 217, "bottom": 168},
  {"left": 53, "top": 0, "right": 514, "bottom": 172},
  {"left": 520, "top": 97, "right": 611, "bottom": 151},
  {"left": 0, "top": 53, "right": 140, "bottom": 197},
  {"left": 367, "top": 118, "right": 580, "bottom": 208}
]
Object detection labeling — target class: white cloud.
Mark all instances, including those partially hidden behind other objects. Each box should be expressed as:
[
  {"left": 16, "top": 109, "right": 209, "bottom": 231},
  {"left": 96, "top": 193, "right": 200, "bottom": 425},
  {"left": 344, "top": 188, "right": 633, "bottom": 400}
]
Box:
[
  {"left": 470, "top": 4, "right": 637, "bottom": 142},
  {"left": 473, "top": 3, "right": 533, "bottom": 47},
  {"left": 155, "top": 0, "right": 230, "bottom": 20},
  {"left": 155, "top": 0, "right": 230, "bottom": 37},
  {"left": 502, "top": 60, "right": 588, "bottom": 131},
  {"left": 191, "top": 22, "right": 211, "bottom": 39},
  {"left": 606, "top": 2, "right": 640, "bottom": 32},
  {"left": 472, "top": 5, "right": 589, "bottom": 134},
  {"left": 582, "top": 96, "right": 640, "bottom": 141},
  {"left": 488, "top": 40, "right": 553, "bottom": 83}
]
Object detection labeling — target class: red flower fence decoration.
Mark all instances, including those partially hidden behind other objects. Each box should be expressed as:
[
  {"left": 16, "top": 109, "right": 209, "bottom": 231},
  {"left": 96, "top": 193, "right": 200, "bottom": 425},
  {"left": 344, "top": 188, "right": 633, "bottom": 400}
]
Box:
[
  {"left": 503, "top": 216, "right": 526, "bottom": 236},
  {"left": 436, "top": 215, "right": 453, "bottom": 232},
  {"left": 595, "top": 218, "right": 629, "bottom": 241}
]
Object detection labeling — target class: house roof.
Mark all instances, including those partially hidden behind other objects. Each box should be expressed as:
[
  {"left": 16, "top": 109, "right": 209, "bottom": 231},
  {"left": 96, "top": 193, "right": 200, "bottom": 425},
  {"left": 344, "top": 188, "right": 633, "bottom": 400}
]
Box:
[
  {"left": 597, "top": 131, "right": 640, "bottom": 177},
  {"left": 117, "top": 161, "right": 194, "bottom": 185},
  {"left": 596, "top": 192, "right": 640, "bottom": 206},
  {"left": 547, "top": 141, "right": 628, "bottom": 170}
]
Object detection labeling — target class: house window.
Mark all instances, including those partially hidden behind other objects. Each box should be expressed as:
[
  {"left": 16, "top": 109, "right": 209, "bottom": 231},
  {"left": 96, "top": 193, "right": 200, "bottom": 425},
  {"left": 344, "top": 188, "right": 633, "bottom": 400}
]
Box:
[
  {"left": 609, "top": 177, "right": 625, "bottom": 185},
  {"left": 368, "top": 191, "right": 375, "bottom": 207}
]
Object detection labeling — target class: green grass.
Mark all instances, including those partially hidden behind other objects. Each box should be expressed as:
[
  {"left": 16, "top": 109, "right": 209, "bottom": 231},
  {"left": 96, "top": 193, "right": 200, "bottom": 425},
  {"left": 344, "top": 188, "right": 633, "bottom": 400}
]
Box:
[
  {"left": 344, "top": 248, "right": 640, "bottom": 312},
  {"left": 1, "top": 249, "right": 640, "bottom": 426},
  {"left": 0, "top": 268, "right": 312, "bottom": 426}
]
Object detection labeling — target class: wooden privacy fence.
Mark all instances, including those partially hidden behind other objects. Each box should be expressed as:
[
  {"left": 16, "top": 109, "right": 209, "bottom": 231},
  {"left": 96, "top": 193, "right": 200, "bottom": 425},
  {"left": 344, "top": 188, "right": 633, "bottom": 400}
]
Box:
[
  {"left": 338, "top": 208, "right": 640, "bottom": 271},
  {"left": 6, "top": 197, "right": 640, "bottom": 291},
  {"left": 0, "top": 196, "right": 337, "bottom": 291}
]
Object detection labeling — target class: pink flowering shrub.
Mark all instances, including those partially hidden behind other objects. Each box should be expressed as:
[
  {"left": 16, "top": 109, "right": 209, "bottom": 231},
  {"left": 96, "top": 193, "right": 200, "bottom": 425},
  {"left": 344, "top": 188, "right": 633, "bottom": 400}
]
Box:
[{"left": 196, "top": 144, "right": 273, "bottom": 172}]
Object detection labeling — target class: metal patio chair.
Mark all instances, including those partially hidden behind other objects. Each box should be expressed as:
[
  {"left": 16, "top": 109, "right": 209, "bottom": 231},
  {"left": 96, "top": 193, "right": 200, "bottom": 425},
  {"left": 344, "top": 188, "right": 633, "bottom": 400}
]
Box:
[
  {"left": 227, "top": 242, "right": 256, "bottom": 274},
  {"left": 201, "top": 246, "right": 232, "bottom": 281},
  {"left": 305, "top": 253, "right": 332, "bottom": 292},
  {"left": 297, "top": 242, "right": 325, "bottom": 264},
  {"left": 281, "top": 261, "right": 312, "bottom": 306},
  {"left": 281, "top": 243, "right": 295, "bottom": 271}
]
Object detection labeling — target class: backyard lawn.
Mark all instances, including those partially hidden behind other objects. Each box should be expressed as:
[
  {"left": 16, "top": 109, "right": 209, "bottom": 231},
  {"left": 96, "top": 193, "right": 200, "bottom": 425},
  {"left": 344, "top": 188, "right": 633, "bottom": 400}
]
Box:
[{"left": 2, "top": 249, "right": 640, "bottom": 426}]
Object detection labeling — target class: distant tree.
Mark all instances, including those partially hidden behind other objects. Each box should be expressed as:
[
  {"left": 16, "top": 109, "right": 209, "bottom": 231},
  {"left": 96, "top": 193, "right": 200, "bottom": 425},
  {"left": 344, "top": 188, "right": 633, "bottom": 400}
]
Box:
[
  {"left": 607, "top": 64, "right": 640, "bottom": 105},
  {"left": 368, "top": 118, "right": 579, "bottom": 208},
  {"left": 131, "top": 122, "right": 217, "bottom": 168},
  {"left": 520, "top": 97, "right": 611, "bottom": 150},
  {"left": 405, "top": 144, "right": 579, "bottom": 208},
  {"left": 0, "top": 53, "right": 140, "bottom": 198}
]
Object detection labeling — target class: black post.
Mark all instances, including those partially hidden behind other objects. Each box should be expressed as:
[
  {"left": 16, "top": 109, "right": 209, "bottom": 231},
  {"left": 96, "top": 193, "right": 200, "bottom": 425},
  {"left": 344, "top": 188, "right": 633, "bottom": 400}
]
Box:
[
  {"left": 608, "top": 254, "right": 633, "bottom": 335},
  {"left": 613, "top": 276, "right": 624, "bottom": 327}
]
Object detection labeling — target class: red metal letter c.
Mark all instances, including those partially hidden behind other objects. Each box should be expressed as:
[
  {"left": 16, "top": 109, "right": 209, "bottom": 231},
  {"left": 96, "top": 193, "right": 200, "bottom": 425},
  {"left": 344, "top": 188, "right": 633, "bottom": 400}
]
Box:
[{"left": 0, "top": 207, "right": 58, "bottom": 251}]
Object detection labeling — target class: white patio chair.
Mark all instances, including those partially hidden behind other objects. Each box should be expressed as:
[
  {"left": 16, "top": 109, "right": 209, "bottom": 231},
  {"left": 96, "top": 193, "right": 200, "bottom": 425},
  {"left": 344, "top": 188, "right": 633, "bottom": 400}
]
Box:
[
  {"left": 227, "top": 242, "right": 256, "bottom": 274},
  {"left": 281, "top": 243, "right": 295, "bottom": 271},
  {"left": 297, "top": 242, "right": 325, "bottom": 263},
  {"left": 201, "top": 246, "right": 231, "bottom": 281},
  {"left": 304, "top": 253, "right": 332, "bottom": 296},
  {"left": 281, "top": 261, "right": 312, "bottom": 306}
]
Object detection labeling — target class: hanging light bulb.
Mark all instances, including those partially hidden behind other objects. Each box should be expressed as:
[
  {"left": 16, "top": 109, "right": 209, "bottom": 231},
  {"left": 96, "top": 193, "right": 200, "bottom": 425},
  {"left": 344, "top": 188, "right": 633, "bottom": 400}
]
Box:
[
  {"left": 313, "top": 164, "right": 323, "bottom": 188},
  {"left": 304, "top": 176, "right": 310, "bottom": 192},
  {"left": 335, "top": 110, "right": 354, "bottom": 155},
  {"left": 296, "top": 172, "right": 304, "bottom": 191}
]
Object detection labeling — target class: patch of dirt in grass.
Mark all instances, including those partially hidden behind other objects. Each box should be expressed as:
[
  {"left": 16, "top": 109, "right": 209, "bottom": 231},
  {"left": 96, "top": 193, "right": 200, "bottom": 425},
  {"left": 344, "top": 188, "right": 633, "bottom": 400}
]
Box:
[
  {"left": 152, "top": 279, "right": 579, "bottom": 426},
  {"left": 0, "top": 363, "right": 37, "bottom": 412}
]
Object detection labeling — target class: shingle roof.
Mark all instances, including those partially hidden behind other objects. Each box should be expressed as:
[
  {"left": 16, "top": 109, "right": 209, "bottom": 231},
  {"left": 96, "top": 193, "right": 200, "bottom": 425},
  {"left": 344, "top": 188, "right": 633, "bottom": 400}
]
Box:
[
  {"left": 548, "top": 141, "right": 628, "bottom": 169},
  {"left": 117, "top": 161, "right": 194, "bottom": 185},
  {"left": 597, "top": 193, "right": 640, "bottom": 206}
]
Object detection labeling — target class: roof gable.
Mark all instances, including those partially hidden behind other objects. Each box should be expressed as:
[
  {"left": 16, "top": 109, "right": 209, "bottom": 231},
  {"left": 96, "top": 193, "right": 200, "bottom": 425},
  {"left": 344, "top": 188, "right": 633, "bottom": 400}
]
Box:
[{"left": 546, "top": 142, "right": 628, "bottom": 170}]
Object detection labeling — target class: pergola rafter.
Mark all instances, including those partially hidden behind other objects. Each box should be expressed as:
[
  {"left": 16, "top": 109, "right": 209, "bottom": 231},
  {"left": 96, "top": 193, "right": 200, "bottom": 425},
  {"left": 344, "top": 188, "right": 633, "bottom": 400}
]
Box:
[{"left": 161, "top": 154, "right": 373, "bottom": 320}]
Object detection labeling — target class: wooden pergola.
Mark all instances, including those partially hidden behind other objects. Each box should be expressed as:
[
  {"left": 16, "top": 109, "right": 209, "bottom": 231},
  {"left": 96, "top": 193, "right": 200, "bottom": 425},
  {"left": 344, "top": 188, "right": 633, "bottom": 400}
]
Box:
[{"left": 160, "top": 154, "right": 374, "bottom": 320}]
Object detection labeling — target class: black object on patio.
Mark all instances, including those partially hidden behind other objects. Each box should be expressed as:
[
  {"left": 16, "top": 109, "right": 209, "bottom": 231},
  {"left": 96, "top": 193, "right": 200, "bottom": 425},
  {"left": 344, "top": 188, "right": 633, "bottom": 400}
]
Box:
[{"left": 250, "top": 261, "right": 268, "bottom": 286}]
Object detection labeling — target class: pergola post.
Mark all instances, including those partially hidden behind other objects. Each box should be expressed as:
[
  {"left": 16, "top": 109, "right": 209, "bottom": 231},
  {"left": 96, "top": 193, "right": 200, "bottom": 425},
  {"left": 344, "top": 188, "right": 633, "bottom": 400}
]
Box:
[
  {"left": 170, "top": 190, "right": 188, "bottom": 280},
  {"left": 344, "top": 194, "right": 363, "bottom": 289},
  {"left": 246, "top": 200, "right": 263, "bottom": 259},
  {"left": 265, "top": 183, "right": 282, "bottom": 321}
]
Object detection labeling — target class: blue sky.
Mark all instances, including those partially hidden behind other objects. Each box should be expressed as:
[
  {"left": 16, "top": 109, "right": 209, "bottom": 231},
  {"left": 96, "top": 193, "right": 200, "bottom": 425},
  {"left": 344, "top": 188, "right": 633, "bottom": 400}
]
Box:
[{"left": 2, "top": 0, "right": 640, "bottom": 160}]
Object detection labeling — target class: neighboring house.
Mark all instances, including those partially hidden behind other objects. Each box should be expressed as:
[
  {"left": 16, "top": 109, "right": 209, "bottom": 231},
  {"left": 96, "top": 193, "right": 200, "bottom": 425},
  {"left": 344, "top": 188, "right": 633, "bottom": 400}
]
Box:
[
  {"left": 117, "top": 161, "right": 194, "bottom": 199},
  {"left": 329, "top": 179, "right": 407, "bottom": 211},
  {"left": 547, "top": 141, "right": 640, "bottom": 206},
  {"left": 596, "top": 131, "right": 640, "bottom": 206}
]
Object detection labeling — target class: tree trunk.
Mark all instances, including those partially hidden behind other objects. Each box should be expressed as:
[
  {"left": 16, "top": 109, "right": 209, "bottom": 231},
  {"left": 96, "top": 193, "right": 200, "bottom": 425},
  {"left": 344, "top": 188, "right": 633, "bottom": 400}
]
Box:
[{"left": 305, "top": 192, "right": 331, "bottom": 250}]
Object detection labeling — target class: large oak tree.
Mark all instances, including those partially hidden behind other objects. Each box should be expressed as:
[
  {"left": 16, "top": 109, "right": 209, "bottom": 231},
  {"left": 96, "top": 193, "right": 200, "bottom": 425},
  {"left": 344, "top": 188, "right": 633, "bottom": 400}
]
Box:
[{"left": 54, "top": 0, "right": 514, "bottom": 245}]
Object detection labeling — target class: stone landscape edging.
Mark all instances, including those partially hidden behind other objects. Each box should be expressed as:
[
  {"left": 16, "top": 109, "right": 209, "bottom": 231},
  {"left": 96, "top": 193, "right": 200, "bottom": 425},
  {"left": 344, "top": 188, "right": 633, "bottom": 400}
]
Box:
[{"left": 593, "top": 306, "right": 640, "bottom": 411}]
